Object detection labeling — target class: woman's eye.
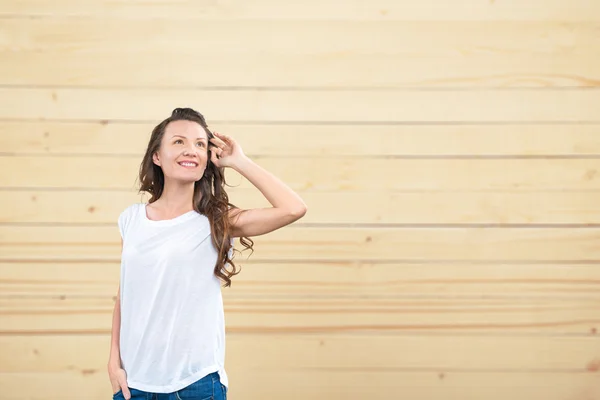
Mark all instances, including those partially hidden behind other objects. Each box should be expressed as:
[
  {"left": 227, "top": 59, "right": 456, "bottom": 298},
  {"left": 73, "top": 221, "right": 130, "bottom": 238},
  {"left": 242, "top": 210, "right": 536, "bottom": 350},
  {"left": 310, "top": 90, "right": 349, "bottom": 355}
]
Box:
[
  {"left": 196, "top": 142, "right": 204, "bottom": 147},
  {"left": 174, "top": 139, "right": 183, "bottom": 144}
]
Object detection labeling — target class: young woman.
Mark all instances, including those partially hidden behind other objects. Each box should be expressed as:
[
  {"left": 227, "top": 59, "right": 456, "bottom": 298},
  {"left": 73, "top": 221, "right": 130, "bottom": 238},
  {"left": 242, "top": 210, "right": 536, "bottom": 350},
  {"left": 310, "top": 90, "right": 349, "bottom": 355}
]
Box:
[{"left": 107, "top": 107, "right": 307, "bottom": 400}]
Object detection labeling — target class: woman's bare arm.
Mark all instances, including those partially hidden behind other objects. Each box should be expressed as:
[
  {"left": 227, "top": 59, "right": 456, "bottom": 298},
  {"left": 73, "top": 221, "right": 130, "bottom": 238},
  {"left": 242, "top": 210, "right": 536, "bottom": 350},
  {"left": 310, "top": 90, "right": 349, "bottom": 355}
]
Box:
[
  {"left": 108, "top": 285, "right": 122, "bottom": 369},
  {"left": 107, "top": 239, "right": 131, "bottom": 398},
  {"left": 108, "top": 238, "right": 123, "bottom": 370}
]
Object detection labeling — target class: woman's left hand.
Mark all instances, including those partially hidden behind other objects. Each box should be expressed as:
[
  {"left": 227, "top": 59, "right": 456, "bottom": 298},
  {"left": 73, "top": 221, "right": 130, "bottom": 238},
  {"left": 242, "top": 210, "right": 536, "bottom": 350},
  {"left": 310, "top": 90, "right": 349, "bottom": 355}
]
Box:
[{"left": 209, "top": 131, "right": 247, "bottom": 169}]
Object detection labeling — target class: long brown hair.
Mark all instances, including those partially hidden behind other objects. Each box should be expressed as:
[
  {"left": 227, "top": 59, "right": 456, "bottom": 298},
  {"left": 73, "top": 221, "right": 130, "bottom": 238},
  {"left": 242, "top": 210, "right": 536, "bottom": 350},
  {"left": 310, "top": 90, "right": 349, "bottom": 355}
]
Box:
[{"left": 137, "top": 107, "right": 253, "bottom": 287}]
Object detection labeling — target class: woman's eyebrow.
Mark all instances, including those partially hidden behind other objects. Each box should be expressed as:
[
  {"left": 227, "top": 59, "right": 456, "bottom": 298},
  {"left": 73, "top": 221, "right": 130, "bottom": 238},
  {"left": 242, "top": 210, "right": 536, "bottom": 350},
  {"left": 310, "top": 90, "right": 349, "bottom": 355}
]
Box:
[{"left": 171, "top": 134, "right": 207, "bottom": 141}]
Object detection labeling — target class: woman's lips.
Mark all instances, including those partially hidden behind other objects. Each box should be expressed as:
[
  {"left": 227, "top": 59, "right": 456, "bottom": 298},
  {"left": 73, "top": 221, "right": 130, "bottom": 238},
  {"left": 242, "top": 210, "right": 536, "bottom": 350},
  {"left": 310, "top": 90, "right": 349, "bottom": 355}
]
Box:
[{"left": 178, "top": 161, "right": 198, "bottom": 168}]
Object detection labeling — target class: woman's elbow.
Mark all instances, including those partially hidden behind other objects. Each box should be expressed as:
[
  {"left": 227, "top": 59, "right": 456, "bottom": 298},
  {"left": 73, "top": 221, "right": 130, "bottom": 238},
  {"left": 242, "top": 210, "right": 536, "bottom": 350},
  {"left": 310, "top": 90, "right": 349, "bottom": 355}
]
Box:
[{"left": 289, "top": 204, "right": 307, "bottom": 220}]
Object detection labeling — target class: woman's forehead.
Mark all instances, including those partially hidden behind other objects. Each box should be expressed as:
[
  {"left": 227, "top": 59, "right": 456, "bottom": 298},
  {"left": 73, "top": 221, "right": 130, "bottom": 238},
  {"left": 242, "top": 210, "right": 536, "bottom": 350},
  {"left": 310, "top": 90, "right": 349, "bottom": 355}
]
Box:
[{"left": 165, "top": 120, "right": 208, "bottom": 139}]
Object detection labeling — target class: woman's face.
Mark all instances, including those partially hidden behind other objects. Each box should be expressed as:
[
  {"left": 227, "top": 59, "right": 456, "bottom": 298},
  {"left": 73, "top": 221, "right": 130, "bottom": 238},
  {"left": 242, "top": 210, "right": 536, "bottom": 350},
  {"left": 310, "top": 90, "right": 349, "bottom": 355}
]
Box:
[{"left": 152, "top": 119, "right": 209, "bottom": 183}]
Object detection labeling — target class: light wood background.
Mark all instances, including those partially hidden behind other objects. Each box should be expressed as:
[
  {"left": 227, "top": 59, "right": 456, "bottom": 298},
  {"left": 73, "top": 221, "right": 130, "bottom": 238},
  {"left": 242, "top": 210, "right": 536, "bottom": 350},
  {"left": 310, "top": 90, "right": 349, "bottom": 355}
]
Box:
[{"left": 1, "top": 1, "right": 600, "bottom": 399}]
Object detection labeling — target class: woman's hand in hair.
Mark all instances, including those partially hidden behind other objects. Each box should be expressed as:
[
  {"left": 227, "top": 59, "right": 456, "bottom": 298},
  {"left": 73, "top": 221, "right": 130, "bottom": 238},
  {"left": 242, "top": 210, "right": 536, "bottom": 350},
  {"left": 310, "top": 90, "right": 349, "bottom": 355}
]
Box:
[{"left": 209, "top": 132, "right": 247, "bottom": 169}]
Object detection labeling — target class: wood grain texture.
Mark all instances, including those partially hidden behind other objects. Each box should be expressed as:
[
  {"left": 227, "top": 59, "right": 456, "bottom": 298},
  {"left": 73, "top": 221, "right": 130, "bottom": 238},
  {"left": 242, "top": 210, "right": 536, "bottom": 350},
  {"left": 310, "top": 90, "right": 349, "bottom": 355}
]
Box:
[
  {"left": 2, "top": 88, "right": 599, "bottom": 122},
  {"left": 2, "top": 262, "right": 599, "bottom": 301},
  {"left": 1, "top": 335, "right": 599, "bottom": 371},
  {"left": 1, "top": 0, "right": 599, "bottom": 20},
  {"left": 3, "top": 156, "right": 600, "bottom": 191},
  {"left": 1, "top": 292, "right": 599, "bottom": 334},
  {"left": 3, "top": 298, "right": 599, "bottom": 334},
  {"left": 1, "top": 226, "right": 600, "bottom": 262},
  {"left": 2, "top": 122, "right": 600, "bottom": 156},
  {"left": 1, "top": 369, "right": 599, "bottom": 400},
  {"left": 1, "top": 262, "right": 599, "bottom": 335},
  {"left": 4, "top": 52, "right": 596, "bottom": 88},
  {"left": 2, "top": 1, "right": 599, "bottom": 399},
  {"left": 2, "top": 190, "right": 600, "bottom": 224},
  {"left": 1, "top": 19, "right": 599, "bottom": 88}
]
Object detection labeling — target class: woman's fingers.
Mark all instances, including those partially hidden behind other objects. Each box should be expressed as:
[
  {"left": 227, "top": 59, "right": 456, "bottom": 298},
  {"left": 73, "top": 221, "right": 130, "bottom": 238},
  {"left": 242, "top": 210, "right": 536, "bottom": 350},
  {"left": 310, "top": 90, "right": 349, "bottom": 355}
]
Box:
[
  {"left": 209, "top": 146, "right": 223, "bottom": 156},
  {"left": 119, "top": 375, "right": 131, "bottom": 399},
  {"left": 212, "top": 132, "right": 233, "bottom": 148},
  {"left": 210, "top": 148, "right": 220, "bottom": 164},
  {"left": 116, "top": 370, "right": 131, "bottom": 399},
  {"left": 121, "top": 385, "right": 132, "bottom": 400},
  {"left": 210, "top": 133, "right": 227, "bottom": 147}
]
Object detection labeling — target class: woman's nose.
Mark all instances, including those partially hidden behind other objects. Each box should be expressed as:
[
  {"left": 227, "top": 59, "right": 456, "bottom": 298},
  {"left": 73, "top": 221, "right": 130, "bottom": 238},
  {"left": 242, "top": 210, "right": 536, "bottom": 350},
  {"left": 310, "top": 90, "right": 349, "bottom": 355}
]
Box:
[{"left": 182, "top": 146, "right": 196, "bottom": 156}]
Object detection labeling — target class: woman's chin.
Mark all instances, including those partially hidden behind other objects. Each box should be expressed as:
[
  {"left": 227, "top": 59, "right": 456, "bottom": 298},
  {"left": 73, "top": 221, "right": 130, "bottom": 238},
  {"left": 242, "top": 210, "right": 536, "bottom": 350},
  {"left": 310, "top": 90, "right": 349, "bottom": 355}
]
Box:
[{"left": 165, "top": 174, "right": 203, "bottom": 184}]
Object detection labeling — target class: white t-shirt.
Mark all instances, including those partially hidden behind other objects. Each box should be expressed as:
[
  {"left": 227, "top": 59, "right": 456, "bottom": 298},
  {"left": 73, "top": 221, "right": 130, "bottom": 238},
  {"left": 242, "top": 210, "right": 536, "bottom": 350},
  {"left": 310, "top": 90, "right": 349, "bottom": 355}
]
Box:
[{"left": 117, "top": 202, "right": 230, "bottom": 393}]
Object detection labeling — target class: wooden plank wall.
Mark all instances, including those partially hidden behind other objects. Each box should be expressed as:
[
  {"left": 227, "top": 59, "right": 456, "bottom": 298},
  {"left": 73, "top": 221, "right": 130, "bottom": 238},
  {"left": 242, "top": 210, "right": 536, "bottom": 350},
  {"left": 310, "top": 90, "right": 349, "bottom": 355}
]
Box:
[{"left": 1, "top": 1, "right": 600, "bottom": 399}]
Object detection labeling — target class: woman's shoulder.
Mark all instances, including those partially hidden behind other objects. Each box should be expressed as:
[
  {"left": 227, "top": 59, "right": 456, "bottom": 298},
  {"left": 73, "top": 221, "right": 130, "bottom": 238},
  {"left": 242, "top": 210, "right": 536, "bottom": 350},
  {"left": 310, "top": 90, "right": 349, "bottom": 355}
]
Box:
[
  {"left": 120, "top": 202, "right": 144, "bottom": 216},
  {"left": 118, "top": 202, "right": 144, "bottom": 225},
  {"left": 117, "top": 203, "right": 144, "bottom": 239}
]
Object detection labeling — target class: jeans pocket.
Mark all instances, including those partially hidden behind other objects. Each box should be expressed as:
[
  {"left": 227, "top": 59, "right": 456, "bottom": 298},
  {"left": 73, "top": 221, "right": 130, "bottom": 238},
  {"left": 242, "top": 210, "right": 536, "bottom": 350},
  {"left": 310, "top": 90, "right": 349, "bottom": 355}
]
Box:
[
  {"left": 175, "top": 383, "right": 214, "bottom": 400},
  {"left": 175, "top": 392, "right": 213, "bottom": 400}
]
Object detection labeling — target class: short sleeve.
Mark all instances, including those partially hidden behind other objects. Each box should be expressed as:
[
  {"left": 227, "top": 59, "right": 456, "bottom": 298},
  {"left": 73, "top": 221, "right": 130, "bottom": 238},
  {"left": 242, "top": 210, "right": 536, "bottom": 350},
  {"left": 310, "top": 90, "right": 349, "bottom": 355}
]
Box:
[{"left": 117, "top": 205, "right": 134, "bottom": 240}]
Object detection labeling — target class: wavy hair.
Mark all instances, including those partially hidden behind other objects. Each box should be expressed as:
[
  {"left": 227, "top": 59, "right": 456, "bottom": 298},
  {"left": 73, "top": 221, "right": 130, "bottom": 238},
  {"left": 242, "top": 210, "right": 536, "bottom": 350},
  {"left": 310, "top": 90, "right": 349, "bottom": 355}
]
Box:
[{"left": 137, "top": 107, "right": 253, "bottom": 287}]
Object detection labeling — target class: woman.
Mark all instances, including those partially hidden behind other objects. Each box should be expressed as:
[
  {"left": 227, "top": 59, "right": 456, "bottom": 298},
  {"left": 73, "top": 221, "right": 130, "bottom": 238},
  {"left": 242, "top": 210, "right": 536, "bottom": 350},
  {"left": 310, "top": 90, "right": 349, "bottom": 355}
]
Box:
[{"left": 107, "top": 107, "right": 307, "bottom": 399}]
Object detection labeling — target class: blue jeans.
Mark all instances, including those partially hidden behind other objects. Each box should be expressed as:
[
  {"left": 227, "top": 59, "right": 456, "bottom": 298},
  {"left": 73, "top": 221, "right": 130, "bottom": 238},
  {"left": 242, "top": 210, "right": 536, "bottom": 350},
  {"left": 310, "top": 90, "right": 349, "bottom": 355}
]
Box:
[{"left": 113, "top": 372, "right": 227, "bottom": 400}]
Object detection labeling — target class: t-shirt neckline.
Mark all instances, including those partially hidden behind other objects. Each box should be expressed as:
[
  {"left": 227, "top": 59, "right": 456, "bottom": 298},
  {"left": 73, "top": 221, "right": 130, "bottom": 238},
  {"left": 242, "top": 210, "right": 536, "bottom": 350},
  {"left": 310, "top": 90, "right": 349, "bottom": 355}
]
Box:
[{"left": 140, "top": 203, "right": 199, "bottom": 225}]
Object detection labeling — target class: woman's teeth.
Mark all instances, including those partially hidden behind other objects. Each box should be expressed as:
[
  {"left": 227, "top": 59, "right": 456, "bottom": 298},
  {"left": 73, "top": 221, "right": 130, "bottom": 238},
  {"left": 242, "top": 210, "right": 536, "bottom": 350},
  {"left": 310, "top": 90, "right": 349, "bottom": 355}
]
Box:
[{"left": 179, "top": 162, "right": 197, "bottom": 167}]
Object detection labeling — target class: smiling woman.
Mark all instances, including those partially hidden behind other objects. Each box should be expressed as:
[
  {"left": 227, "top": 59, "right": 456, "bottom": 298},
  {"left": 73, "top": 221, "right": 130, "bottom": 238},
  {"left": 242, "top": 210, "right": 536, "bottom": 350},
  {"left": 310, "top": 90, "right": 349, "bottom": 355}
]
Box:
[
  {"left": 138, "top": 108, "right": 246, "bottom": 287},
  {"left": 106, "top": 107, "right": 307, "bottom": 400},
  {"left": 152, "top": 121, "right": 210, "bottom": 183}
]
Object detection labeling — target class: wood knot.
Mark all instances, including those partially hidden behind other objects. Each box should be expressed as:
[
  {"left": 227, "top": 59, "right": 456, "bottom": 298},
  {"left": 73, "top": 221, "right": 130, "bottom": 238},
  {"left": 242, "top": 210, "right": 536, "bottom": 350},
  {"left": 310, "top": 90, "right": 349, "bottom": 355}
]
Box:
[
  {"left": 584, "top": 169, "right": 597, "bottom": 181},
  {"left": 586, "top": 358, "right": 600, "bottom": 372}
]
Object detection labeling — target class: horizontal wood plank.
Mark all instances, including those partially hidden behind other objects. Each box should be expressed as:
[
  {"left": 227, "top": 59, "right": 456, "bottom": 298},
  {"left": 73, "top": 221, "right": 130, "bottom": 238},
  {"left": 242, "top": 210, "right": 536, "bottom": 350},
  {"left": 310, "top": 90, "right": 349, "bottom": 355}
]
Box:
[
  {"left": 1, "top": 18, "right": 599, "bottom": 88},
  {"left": 2, "top": 122, "right": 600, "bottom": 156},
  {"left": 1, "top": 294, "right": 599, "bottom": 334},
  {"left": 1, "top": 335, "right": 598, "bottom": 372},
  {"left": 2, "top": 190, "right": 600, "bottom": 224},
  {"left": 1, "top": 87, "right": 599, "bottom": 121},
  {"left": 1, "top": 369, "right": 598, "bottom": 400},
  {"left": 1, "top": 20, "right": 598, "bottom": 88},
  {"left": 4, "top": 51, "right": 596, "bottom": 88},
  {"left": 2, "top": 157, "right": 600, "bottom": 191},
  {"left": 2, "top": 262, "right": 599, "bottom": 300},
  {"left": 1, "top": 0, "right": 598, "bottom": 21},
  {"left": 1, "top": 226, "right": 600, "bottom": 262},
  {"left": 11, "top": 20, "right": 597, "bottom": 58}
]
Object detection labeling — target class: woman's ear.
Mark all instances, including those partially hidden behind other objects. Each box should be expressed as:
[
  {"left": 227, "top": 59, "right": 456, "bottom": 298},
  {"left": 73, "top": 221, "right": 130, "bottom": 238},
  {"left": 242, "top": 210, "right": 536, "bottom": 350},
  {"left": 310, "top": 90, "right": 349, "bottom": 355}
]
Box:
[{"left": 152, "top": 152, "right": 161, "bottom": 166}]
